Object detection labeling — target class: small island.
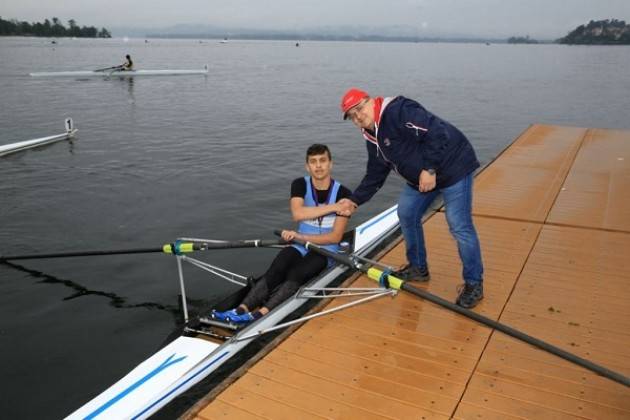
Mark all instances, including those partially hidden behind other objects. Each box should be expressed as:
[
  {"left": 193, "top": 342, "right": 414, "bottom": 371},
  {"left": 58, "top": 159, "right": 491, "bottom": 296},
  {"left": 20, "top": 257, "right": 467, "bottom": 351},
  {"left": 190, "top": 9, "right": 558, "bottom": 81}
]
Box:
[
  {"left": 507, "top": 35, "right": 539, "bottom": 44},
  {"left": 558, "top": 19, "right": 630, "bottom": 45},
  {"left": 0, "top": 17, "right": 111, "bottom": 38}
]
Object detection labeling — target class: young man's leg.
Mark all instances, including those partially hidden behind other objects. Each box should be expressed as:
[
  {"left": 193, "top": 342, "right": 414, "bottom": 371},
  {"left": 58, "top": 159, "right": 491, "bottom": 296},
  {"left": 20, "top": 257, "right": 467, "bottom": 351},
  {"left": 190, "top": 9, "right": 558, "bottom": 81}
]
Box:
[
  {"left": 240, "top": 246, "right": 303, "bottom": 311},
  {"left": 396, "top": 183, "right": 439, "bottom": 280},
  {"left": 263, "top": 252, "right": 327, "bottom": 311},
  {"left": 442, "top": 173, "right": 484, "bottom": 307},
  {"left": 214, "top": 247, "right": 302, "bottom": 321}
]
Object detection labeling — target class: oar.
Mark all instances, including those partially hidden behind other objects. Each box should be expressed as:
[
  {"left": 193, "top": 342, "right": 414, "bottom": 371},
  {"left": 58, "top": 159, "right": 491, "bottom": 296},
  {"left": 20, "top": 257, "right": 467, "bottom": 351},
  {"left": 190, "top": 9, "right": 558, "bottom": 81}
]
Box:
[
  {"left": 279, "top": 232, "right": 630, "bottom": 388},
  {"left": 0, "top": 239, "right": 283, "bottom": 262},
  {"left": 94, "top": 65, "right": 121, "bottom": 72}
]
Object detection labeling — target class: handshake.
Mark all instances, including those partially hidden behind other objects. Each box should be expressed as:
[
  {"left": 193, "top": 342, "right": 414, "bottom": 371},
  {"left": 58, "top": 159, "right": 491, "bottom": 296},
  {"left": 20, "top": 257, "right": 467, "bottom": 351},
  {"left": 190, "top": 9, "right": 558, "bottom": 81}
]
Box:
[{"left": 335, "top": 198, "right": 358, "bottom": 217}]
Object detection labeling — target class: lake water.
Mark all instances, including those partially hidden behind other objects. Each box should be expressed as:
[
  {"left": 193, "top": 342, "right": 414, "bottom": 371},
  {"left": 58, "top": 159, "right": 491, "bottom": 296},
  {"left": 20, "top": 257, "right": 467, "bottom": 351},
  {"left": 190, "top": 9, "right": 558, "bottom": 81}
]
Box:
[{"left": 0, "top": 37, "right": 628, "bottom": 419}]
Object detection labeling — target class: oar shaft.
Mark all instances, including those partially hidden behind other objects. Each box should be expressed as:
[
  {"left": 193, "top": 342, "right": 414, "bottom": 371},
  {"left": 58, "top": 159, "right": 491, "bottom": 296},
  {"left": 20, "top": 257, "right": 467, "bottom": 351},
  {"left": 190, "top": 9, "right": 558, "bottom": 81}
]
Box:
[
  {"left": 398, "top": 282, "right": 630, "bottom": 388},
  {"left": 284, "top": 234, "right": 630, "bottom": 388},
  {"left": 2, "top": 239, "right": 284, "bottom": 262},
  {"left": 1, "top": 247, "right": 164, "bottom": 261}
]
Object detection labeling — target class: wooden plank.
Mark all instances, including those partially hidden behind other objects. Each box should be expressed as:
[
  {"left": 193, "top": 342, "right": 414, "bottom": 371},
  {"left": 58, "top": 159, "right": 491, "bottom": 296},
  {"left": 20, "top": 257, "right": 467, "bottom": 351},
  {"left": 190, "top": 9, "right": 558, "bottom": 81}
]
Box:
[
  {"left": 467, "top": 374, "right": 630, "bottom": 419},
  {"left": 277, "top": 338, "right": 465, "bottom": 397},
  {"left": 249, "top": 358, "right": 448, "bottom": 419},
  {"left": 264, "top": 349, "right": 457, "bottom": 414},
  {"left": 286, "top": 333, "right": 472, "bottom": 384},
  {"left": 472, "top": 124, "right": 586, "bottom": 222},
  {"left": 195, "top": 399, "right": 271, "bottom": 420},
  {"left": 475, "top": 359, "right": 630, "bottom": 410},
  {"left": 232, "top": 373, "right": 392, "bottom": 420},
  {"left": 290, "top": 319, "right": 480, "bottom": 371},
  {"left": 457, "top": 387, "right": 587, "bottom": 420},
  {"left": 548, "top": 128, "right": 630, "bottom": 232},
  {"left": 303, "top": 309, "right": 487, "bottom": 357},
  {"left": 214, "top": 385, "right": 325, "bottom": 420},
  {"left": 453, "top": 403, "right": 532, "bottom": 420}
]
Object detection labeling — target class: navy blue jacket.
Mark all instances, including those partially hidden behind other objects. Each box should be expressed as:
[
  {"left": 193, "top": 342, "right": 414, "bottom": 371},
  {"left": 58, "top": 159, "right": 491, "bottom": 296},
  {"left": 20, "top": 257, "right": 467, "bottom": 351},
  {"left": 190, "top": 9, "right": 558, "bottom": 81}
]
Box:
[{"left": 350, "top": 96, "right": 480, "bottom": 205}]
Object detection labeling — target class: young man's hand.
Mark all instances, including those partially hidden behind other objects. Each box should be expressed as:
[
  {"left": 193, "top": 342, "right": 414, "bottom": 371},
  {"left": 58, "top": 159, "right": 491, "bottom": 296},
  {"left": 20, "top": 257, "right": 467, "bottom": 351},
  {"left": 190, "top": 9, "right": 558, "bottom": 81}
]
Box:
[
  {"left": 337, "top": 198, "right": 358, "bottom": 216},
  {"left": 281, "top": 230, "right": 299, "bottom": 241}
]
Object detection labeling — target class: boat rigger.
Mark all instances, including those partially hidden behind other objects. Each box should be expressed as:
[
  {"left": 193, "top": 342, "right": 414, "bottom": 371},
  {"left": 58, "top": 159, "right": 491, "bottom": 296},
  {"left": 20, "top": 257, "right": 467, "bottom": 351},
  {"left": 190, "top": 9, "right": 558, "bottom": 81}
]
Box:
[
  {"left": 29, "top": 66, "right": 208, "bottom": 78},
  {"left": 0, "top": 118, "right": 77, "bottom": 157}
]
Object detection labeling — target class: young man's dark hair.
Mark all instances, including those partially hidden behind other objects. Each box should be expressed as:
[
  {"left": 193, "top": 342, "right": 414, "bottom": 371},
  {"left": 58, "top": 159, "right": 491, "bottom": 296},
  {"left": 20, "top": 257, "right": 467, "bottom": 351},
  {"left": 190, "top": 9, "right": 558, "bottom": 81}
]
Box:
[{"left": 306, "top": 144, "right": 331, "bottom": 161}]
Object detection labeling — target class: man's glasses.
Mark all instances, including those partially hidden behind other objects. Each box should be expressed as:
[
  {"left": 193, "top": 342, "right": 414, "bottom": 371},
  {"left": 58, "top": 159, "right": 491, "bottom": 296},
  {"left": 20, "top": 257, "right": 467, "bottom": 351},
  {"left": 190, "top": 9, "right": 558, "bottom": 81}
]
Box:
[{"left": 346, "top": 99, "right": 369, "bottom": 121}]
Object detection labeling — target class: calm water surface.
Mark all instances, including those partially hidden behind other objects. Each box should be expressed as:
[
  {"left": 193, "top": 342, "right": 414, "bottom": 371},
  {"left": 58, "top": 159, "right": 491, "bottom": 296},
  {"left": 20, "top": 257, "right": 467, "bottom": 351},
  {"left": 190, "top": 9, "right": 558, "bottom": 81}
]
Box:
[{"left": 0, "top": 37, "right": 628, "bottom": 418}]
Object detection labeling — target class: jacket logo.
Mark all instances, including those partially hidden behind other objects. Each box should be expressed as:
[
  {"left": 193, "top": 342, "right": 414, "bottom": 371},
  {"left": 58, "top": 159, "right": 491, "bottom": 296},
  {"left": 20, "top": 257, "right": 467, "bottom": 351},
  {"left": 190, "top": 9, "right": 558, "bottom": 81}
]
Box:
[
  {"left": 383, "top": 138, "right": 391, "bottom": 146},
  {"left": 405, "top": 121, "right": 428, "bottom": 136}
]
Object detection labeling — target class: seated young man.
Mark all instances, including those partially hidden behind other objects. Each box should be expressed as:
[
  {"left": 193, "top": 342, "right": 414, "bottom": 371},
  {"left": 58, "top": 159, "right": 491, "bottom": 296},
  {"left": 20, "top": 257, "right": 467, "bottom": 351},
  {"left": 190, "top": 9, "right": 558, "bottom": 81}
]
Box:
[{"left": 212, "top": 144, "right": 351, "bottom": 324}]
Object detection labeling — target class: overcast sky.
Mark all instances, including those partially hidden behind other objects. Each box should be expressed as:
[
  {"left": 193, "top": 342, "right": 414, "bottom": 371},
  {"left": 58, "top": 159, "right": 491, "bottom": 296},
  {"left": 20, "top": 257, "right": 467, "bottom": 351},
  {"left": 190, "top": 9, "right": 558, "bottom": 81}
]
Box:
[{"left": 3, "top": 0, "right": 630, "bottom": 39}]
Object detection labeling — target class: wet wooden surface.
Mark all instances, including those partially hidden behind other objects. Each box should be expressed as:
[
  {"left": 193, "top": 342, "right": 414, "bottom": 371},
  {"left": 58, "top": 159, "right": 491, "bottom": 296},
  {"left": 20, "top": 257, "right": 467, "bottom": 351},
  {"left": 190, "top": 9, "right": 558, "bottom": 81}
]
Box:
[{"left": 189, "top": 125, "right": 630, "bottom": 419}]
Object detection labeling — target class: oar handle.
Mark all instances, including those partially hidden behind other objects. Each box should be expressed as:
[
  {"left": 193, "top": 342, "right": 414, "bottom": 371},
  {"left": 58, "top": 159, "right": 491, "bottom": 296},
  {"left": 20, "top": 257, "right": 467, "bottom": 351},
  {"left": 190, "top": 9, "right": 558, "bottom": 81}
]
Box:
[{"left": 273, "top": 230, "right": 352, "bottom": 265}]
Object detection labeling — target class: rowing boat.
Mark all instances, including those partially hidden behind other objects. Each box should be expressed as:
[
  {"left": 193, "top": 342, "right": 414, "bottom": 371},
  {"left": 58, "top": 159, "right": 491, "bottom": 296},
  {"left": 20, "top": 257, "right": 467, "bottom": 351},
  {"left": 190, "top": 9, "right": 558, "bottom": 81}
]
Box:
[
  {"left": 66, "top": 205, "right": 400, "bottom": 419},
  {"left": 0, "top": 118, "right": 77, "bottom": 157},
  {"left": 29, "top": 66, "right": 208, "bottom": 78}
]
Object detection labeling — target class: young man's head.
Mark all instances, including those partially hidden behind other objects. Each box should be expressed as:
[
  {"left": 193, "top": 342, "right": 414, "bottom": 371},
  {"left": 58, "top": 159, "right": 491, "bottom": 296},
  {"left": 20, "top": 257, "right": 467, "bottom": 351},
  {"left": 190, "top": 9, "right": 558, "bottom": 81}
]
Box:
[
  {"left": 340, "top": 87, "right": 375, "bottom": 130},
  {"left": 305, "top": 144, "right": 332, "bottom": 181}
]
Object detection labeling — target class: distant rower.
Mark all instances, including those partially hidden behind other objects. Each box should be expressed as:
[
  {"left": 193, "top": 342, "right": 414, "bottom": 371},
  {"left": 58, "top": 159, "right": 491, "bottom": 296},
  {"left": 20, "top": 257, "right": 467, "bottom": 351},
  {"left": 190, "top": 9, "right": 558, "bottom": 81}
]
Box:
[{"left": 121, "top": 54, "right": 133, "bottom": 71}]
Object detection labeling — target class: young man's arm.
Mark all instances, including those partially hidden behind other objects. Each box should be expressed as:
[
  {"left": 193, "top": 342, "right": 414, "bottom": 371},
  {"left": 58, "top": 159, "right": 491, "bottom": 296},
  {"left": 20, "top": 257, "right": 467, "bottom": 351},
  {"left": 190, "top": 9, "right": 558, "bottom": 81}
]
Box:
[
  {"left": 290, "top": 197, "right": 342, "bottom": 222},
  {"left": 283, "top": 212, "right": 349, "bottom": 245}
]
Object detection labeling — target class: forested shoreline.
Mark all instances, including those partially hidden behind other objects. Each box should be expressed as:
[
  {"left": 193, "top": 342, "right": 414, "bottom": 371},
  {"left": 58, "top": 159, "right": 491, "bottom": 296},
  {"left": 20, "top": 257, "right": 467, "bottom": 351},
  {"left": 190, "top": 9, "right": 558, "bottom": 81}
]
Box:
[{"left": 0, "top": 17, "right": 111, "bottom": 38}]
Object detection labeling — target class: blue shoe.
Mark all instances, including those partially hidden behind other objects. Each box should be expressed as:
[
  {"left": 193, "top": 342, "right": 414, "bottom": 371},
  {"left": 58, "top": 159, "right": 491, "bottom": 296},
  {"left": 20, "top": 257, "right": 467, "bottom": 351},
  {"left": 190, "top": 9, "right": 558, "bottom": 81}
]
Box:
[
  {"left": 211, "top": 308, "right": 239, "bottom": 322},
  {"left": 227, "top": 312, "right": 255, "bottom": 325}
]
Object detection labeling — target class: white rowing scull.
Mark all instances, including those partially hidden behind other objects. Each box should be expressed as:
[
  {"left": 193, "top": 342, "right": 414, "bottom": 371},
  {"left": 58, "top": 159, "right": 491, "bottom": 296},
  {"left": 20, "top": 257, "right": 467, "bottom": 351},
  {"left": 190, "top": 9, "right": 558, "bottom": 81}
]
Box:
[
  {"left": 66, "top": 205, "right": 400, "bottom": 420},
  {"left": 30, "top": 66, "right": 208, "bottom": 78},
  {"left": 0, "top": 118, "right": 77, "bottom": 157}
]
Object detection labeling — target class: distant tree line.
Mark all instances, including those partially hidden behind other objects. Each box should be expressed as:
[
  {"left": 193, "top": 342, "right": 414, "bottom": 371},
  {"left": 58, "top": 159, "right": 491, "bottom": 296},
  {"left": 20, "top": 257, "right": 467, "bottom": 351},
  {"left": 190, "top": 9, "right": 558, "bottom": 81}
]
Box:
[
  {"left": 558, "top": 19, "right": 630, "bottom": 45},
  {"left": 507, "top": 35, "right": 539, "bottom": 44},
  {"left": 0, "top": 17, "right": 111, "bottom": 38}
]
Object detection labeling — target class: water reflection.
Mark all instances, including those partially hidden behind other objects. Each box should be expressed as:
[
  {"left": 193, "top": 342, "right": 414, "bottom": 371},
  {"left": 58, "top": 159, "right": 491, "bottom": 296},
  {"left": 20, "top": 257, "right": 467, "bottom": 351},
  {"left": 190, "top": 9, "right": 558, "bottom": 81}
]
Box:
[{"left": 3, "top": 260, "right": 183, "bottom": 320}]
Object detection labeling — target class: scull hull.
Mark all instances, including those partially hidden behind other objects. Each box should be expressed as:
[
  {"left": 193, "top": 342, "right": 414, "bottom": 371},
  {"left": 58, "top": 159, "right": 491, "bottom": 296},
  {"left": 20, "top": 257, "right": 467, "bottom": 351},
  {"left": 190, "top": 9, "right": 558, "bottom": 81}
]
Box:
[
  {"left": 0, "top": 119, "right": 77, "bottom": 157},
  {"left": 30, "top": 68, "right": 208, "bottom": 78}
]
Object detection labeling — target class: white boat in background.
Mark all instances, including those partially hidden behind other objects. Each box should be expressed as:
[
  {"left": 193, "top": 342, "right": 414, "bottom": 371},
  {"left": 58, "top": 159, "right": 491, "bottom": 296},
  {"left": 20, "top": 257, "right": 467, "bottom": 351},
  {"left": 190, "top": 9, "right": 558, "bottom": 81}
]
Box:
[
  {"left": 30, "top": 66, "right": 208, "bottom": 78},
  {"left": 66, "top": 205, "right": 400, "bottom": 420},
  {"left": 0, "top": 118, "right": 77, "bottom": 157}
]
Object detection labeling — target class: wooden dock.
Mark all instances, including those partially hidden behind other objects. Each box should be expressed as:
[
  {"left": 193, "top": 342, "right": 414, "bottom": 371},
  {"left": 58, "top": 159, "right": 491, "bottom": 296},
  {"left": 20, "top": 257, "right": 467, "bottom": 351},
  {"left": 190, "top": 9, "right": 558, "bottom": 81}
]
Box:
[{"left": 186, "top": 125, "right": 630, "bottom": 419}]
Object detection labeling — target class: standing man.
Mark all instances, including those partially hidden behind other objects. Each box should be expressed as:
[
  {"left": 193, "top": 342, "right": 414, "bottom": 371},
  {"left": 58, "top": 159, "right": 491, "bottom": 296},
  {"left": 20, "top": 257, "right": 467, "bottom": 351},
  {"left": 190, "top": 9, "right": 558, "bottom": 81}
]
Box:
[{"left": 338, "top": 88, "right": 484, "bottom": 308}]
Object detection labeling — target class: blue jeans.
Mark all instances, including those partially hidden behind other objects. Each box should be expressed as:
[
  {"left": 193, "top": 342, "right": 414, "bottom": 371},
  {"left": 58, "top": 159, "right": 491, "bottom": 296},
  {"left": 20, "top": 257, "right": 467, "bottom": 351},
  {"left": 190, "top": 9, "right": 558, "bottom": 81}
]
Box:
[{"left": 397, "top": 173, "right": 483, "bottom": 284}]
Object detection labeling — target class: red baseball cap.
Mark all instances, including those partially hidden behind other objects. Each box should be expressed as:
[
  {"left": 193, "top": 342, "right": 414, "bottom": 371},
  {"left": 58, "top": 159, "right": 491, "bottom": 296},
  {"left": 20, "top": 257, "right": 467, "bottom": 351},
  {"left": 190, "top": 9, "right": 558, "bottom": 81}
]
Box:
[{"left": 340, "top": 88, "right": 369, "bottom": 120}]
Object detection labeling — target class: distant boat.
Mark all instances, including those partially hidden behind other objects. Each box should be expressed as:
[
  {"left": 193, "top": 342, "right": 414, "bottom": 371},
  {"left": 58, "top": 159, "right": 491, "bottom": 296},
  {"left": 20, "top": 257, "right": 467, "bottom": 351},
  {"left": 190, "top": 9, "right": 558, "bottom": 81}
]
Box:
[
  {"left": 0, "top": 118, "right": 77, "bottom": 157},
  {"left": 220, "top": 37, "right": 228, "bottom": 44},
  {"left": 30, "top": 66, "right": 209, "bottom": 78}
]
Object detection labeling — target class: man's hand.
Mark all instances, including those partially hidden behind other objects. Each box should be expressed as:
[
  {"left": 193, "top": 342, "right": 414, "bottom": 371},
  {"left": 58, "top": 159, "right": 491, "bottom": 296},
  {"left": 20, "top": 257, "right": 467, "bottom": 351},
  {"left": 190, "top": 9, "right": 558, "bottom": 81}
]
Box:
[
  {"left": 337, "top": 198, "right": 358, "bottom": 216},
  {"left": 419, "top": 170, "right": 436, "bottom": 193}
]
